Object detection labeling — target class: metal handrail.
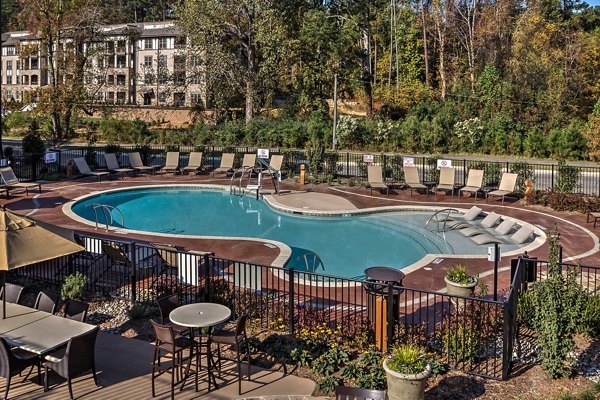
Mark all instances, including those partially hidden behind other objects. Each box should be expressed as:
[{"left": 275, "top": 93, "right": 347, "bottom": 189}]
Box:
[
  {"left": 91, "top": 203, "right": 125, "bottom": 231},
  {"left": 425, "top": 208, "right": 460, "bottom": 232},
  {"left": 256, "top": 157, "right": 281, "bottom": 195}
]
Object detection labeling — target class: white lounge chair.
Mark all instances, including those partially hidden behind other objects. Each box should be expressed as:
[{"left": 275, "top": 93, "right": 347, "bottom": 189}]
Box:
[
  {"left": 214, "top": 153, "right": 235, "bottom": 175},
  {"left": 367, "top": 165, "right": 389, "bottom": 196},
  {"left": 73, "top": 158, "right": 110, "bottom": 181},
  {"left": 404, "top": 166, "right": 428, "bottom": 196},
  {"left": 128, "top": 152, "right": 157, "bottom": 174},
  {"left": 0, "top": 166, "right": 42, "bottom": 196},
  {"left": 160, "top": 152, "right": 180, "bottom": 175},
  {"left": 471, "top": 225, "right": 534, "bottom": 245},
  {"left": 435, "top": 167, "right": 456, "bottom": 196},
  {"left": 487, "top": 173, "right": 518, "bottom": 204},
  {"left": 460, "top": 169, "right": 484, "bottom": 200},
  {"left": 104, "top": 153, "right": 135, "bottom": 179},
  {"left": 181, "top": 152, "right": 203, "bottom": 175},
  {"left": 263, "top": 155, "right": 284, "bottom": 177},
  {"left": 459, "top": 212, "right": 502, "bottom": 237}
]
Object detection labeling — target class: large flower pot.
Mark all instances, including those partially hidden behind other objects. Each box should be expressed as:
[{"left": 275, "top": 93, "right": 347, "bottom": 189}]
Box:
[
  {"left": 445, "top": 276, "right": 478, "bottom": 307},
  {"left": 383, "top": 359, "right": 431, "bottom": 400}
]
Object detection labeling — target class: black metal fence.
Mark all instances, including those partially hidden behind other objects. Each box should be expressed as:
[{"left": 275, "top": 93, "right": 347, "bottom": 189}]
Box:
[{"left": 6, "top": 145, "right": 600, "bottom": 196}]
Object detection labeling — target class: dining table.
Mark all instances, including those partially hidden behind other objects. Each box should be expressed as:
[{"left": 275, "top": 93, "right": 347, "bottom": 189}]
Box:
[
  {"left": 0, "top": 302, "right": 96, "bottom": 355},
  {"left": 169, "top": 302, "right": 232, "bottom": 391}
]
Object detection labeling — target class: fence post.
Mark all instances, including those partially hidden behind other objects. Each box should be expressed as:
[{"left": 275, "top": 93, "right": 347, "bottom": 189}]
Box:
[
  {"left": 463, "top": 159, "right": 467, "bottom": 186},
  {"left": 501, "top": 299, "right": 511, "bottom": 380},
  {"left": 551, "top": 165, "right": 555, "bottom": 191},
  {"left": 346, "top": 153, "right": 350, "bottom": 178},
  {"left": 130, "top": 242, "right": 137, "bottom": 304},
  {"left": 288, "top": 268, "right": 295, "bottom": 335},
  {"left": 31, "top": 154, "right": 37, "bottom": 182},
  {"left": 203, "top": 253, "right": 210, "bottom": 302},
  {"left": 386, "top": 282, "right": 394, "bottom": 351}
]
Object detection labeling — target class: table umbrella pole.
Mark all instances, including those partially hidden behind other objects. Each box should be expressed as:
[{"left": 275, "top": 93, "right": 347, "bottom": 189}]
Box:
[{"left": 1, "top": 271, "right": 5, "bottom": 319}]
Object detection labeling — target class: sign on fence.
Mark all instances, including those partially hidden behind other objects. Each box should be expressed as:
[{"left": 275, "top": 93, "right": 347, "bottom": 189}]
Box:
[
  {"left": 403, "top": 157, "right": 415, "bottom": 166},
  {"left": 44, "top": 152, "right": 58, "bottom": 164},
  {"left": 257, "top": 148, "right": 270, "bottom": 159},
  {"left": 437, "top": 159, "right": 452, "bottom": 169},
  {"left": 363, "top": 154, "right": 374, "bottom": 163}
]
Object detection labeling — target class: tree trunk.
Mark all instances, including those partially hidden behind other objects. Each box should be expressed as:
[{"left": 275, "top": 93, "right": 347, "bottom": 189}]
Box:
[
  {"left": 245, "top": 44, "right": 255, "bottom": 122},
  {"left": 420, "top": 0, "right": 431, "bottom": 87}
]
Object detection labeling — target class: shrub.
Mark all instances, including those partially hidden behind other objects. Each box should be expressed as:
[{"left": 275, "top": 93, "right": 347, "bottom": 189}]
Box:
[
  {"left": 61, "top": 272, "right": 87, "bottom": 300},
  {"left": 443, "top": 325, "right": 480, "bottom": 362},
  {"left": 510, "top": 161, "right": 535, "bottom": 193},
  {"left": 556, "top": 160, "right": 580, "bottom": 194},
  {"left": 22, "top": 129, "right": 45, "bottom": 155},
  {"left": 314, "top": 375, "right": 341, "bottom": 395},
  {"left": 127, "top": 303, "right": 147, "bottom": 319}
]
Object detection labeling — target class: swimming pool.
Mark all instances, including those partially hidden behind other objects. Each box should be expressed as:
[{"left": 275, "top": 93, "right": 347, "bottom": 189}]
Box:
[{"left": 69, "top": 187, "right": 454, "bottom": 278}]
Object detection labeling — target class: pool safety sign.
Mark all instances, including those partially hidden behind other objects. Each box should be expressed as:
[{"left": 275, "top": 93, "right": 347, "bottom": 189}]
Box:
[
  {"left": 437, "top": 159, "right": 452, "bottom": 169},
  {"left": 403, "top": 157, "right": 415, "bottom": 166},
  {"left": 44, "top": 152, "right": 58, "bottom": 164},
  {"left": 257, "top": 148, "right": 270, "bottom": 159},
  {"left": 363, "top": 154, "right": 374, "bottom": 163}
]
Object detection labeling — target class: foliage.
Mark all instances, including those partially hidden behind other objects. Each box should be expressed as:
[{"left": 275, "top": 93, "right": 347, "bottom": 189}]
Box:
[
  {"left": 61, "top": 272, "right": 87, "bottom": 300},
  {"left": 385, "top": 343, "right": 429, "bottom": 375},
  {"left": 509, "top": 161, "right": 535, "bottom": 193},
  {"left": 555, "top": 160, "right": 581, "bottom": 194},
  {"left": 22, "top": 130, "right": 45, "bottom": 155},
  {"left": 446, "top": 265, "right": 477, "bottom": 285},
  {"left": 527, "top": 190, "right": 600, "bottom": 214},
  {"left": 99, "top": 119, "right": 152, "bottom": 144},
  {"left": 443, "top": 325, "right": 480, "bottom": 362},
  {"left": 127, "top": 303, "right": 147, "bottom": 320},
  {"left": 314, "top": 375, "right": 341, "bottom": 394}
]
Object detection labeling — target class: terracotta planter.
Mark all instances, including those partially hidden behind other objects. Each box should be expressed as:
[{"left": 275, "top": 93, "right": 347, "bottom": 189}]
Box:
[
  {"left": 383, "top": 359, "right": 431, "bottom": 400},
  {"left": 445, "top": 276, "right": 478, "bottom": 307}
]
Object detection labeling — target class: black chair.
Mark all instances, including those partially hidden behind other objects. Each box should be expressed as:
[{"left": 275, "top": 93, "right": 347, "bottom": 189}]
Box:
[
  {"left": 34, "top": 291, "right": 60, "bottom": 314},
  {"left": 156, "top": 294, "right": 190, "bottom": 337},
  {"left": 0, "top": 337, "right": 41, "bottom": 400},
  {"left": 1, "top": 283, "right": 24, "bottom": 304},
  {"left": 43, "top": 326, "right": 100, "bottom": 400},
  {"left": 335, "top": 385, "right": 387, "bottom": 400},
  {"left": 63, "top": 299, "right": 89, "bottom": 322},
  {"left": 150, "top": 320, "right": 198, "bottom": 399},
  {"left": 212, "top": 312, "right": 251, "bottom": 395}
]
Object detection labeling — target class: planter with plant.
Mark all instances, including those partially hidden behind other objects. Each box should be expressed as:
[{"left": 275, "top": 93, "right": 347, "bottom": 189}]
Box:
[
  {"left": 445, "top": 264, "right": 478, "bottom": 301},
  {"left": 382, "top": 344, "right": 431, "bottom": 400}
]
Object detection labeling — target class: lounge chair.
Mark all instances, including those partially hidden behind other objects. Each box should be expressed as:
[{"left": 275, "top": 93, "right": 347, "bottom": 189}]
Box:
[
  {"left": 459, "top": 169, "right": 484, "bottom": 200},
  {"left": 434, "top": 167, "right": 457, "bottom": 196},
  {"left": 367, "top": 165, "right": 389, "bottom": 196},
  {"left": 104, "top": 153, "right": 135, "bottom": 179},
  {"left": 443, "top": 206, "right": 482, "bottom": 222},
  {"left": 181, "top": 152, "right": 203, "bottom": 175},
  {"left": 470, "top": 225, "right": 534, "bottom": 245},
  {"left": 160, "top": 152, "right": 180, "bottom": 175},
  {"left": 241, "top": 153, "right": 257, "bottom": 175},
  {"left": 404, "top": 166, "right": 428, "bottom": 196},
  {"left": 459, "top": 212, "right": 502, "bottom": 237},
  {"left": 73, "top": 158, "right": 110, "bottom": 181},
  {"left": 263, "top": 154, "right": 284, "bottom": 177},
  {"left": 487, "top": 173, "right": 518, "bottom": 204},
  {"left": 214, "top": 153, "right": 235, "bottom": 175},
  {"left": 128, "top": 152, "right": 157, "bottom": 174},
  {"left": 0, "top": 166, "right": 42, "bottom": 196}
]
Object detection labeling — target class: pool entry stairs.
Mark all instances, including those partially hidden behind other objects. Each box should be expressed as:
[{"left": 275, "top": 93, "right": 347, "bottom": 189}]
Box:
[{"left": 229, "top": 158, "right": 281, "bottom": 197}]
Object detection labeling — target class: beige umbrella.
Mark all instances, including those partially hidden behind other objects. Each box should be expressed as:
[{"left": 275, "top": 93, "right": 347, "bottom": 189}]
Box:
[{"left": 0, "top": 206, "right": 85, "bottom": 319}]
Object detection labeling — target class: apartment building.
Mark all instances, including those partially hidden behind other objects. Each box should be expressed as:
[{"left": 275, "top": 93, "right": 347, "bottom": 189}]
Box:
[{"left": 0, "top": 21, "right": 206, "bottom": 108}]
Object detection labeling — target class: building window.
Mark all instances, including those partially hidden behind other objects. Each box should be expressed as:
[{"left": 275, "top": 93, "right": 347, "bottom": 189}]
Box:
[
  {"left": 97, "top": 91, "right": 104, "bottom": 101},
  {"left": 117, "top": 40, "right": 126, "bottom": 53},
  {"left": 107, "top": 92, "right": 114, "bottom": 104},
  {"left": 158, "top": 92, "right": 167, "bottom": 103},
  {"left": 173, "top": 93, "right": 185, "bottom": 107},
  {"left": 6, "top": 61, "right": 12, "bottom": 71},
  {"left": 107, "top": 75, "right": 114, "bottom": 85},
  {"left": 158, "top": 38, "right": 168, "bottom": 49},
  {"left": 144, "top": 56, "right": 153, "bottom": 68},
  {"left": 22, "top": 75, "right": 29, "bottom": 85},
  {"left": 144, "top": 39, "right": 153, "bottom": 50},
  {"left": 16, "top": 61, "right": 20, "bottom": 70},
  {"left": 158, "top": 55, "right": 167, "bottom": 67},
  {"left": 116, "top": 75, "right": 126, "bottom": 85},
  {"left": 143, "top": 92, "right": 152, "bottom": 106},
  {"left": 97, "top": 74, "right": 105, "bottom": 84},
  {"left": 116, "top": 92, "right": 126, "bottom": 104},
  {"left": 107, "top": 41, "right": 115, "bottom": 53},
  {"left": 31, "top": 75, "right": 38, "bottom": 85},
  {"left": 6, "top": 47, "right": 15, "bottom": 56},
  {"left": 175, "top": 36, "right": 186, "bottom": 48},
  {"left": 116, "top": 56, "right": 126, "bottom": 68},
  {"left": 30, "top": 58, "right": 38, "bottom": 69},
  {"left": 190, "top": 93, "right": 201, "bottom": 105},
  {"left": 190, "top": 74, "right": 200, "bottom": 85}
]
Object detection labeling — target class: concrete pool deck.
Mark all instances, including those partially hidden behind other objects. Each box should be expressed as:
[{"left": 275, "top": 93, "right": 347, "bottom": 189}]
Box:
[{"left": 2, "top": 171, "right": 599, "bottom": 294}]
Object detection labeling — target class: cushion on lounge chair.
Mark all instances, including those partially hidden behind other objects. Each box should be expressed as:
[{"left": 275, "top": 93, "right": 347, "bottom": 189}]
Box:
[
  {"left": 470, "top": 225, "right": 534, "bottom": 245},
  {"left": 458, "top": 212, "right": 501, "bottom": 237},
  {"left": 460, "top": 169, "right": 484, "bottom": 194},
  {"left": 160, "top": 152, "right": 180, "bottom": 174},
  {"left": 73, "top": 158, "right": 110, "bottom": 180},
  {"left": 128, "top": 152, "right": 156, "bottom": 172},
  {"left": 494, "top": 220, "right": 516, "bottom": 235},
  {"left": 214, "top": 153, "right": 235, "bottom": 173},
  {"left": 404, "top": 166, "right": 427, "bottom": 189},
  {"left": 367, "top": 165, "right": 389, "bottom": 195},
  {"left": 182, "top": 152, "right": 203, "bottom": 173}
]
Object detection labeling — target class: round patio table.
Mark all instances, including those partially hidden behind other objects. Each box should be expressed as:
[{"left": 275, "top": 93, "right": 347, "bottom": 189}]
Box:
[{"left": 364, "top": 266, "right": 405, "bottom": 285}]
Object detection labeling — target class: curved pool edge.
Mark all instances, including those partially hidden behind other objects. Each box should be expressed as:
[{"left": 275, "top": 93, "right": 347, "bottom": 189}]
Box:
[{"left": 61, "top": 183, "right": 547, "bottom": 287}]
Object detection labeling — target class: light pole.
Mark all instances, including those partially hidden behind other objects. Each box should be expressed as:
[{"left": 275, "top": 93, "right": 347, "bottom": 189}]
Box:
[{"left": 332, "top": 74, "right": 338, "bottom": 150}]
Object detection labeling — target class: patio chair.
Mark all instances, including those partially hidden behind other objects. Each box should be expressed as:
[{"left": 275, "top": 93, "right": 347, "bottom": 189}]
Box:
[
  {"left": 367, "top": 165, "right": 389, "bottom": 196},
  {"left": 486, "top": 172, "right": 518, "bottom": 204},
  {"left": 128, "top": 152, "right": 157, "bottom": 174},
  {"left": 262, "top": 154, "right": 284, "bottom": 177},
  {"left": 150, "top": 320, "right": 198, "bottom": 399},
  {"left": 0, "top": 282, "right": 24, "bottom": 304},
  {"left": 241, "top": 153, "right": 258, "bottom": 176},
  {"left": 0, "top": 166, "right": 42, "bottom": 197},
  {"left": 212, "top": 312, "right": 251, "bottom": 395},
  {"left": 43, "top": 326, "right": 100, "bottom": 400},
  {"left": 458, "top": 212, "right": 502, "bottom": 237},
  {"left": 156, "top": 294, "right": 192, "bottom": 338},
  {"left": 434, "top": 167, "right": 457, "bottom": 196},
  {"left": 63, "top": 299, "right": 89, "bottom": 322},
  {"left": 335, "top": 386, "right": 386, "bottom": 400},
  {"left": 403, "top": 166, "right": 428, "bottom": 196},
  {"left": 459, "top": 169, "right": 484, "bottom": 200},
  {"left": 439, "top": 206, "right": 482, "bottom": 224},
  {"left": 104, "top": 153, "right": 135, "bottom": 179},
  {"left": 72, "top": 158, "right": 111, "bottom": 181},
  {"left": 0, "top": 337, "right": 41, "bottom": 400},
  {"left": 470, "top": 225, "right": 534, "bottom": 245},
  {"left": 213, "top": 153, "right": 235, "bottom": 175},
  {"left": 181, "top": 152, "right": 203, "bottom": 175},
  {"left": 160, "top": 152, "right": 180, "bottom": 175},
  {"left": 34, "top": 290, "right": 60, "bottom": 314}
]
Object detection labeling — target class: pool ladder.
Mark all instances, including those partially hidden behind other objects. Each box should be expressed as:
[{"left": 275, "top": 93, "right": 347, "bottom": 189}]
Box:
[
  {"left": 425, "top": 208, "right": 460, "bottom": 233},
  {"left": 91, "top": 203, "right": 125, "bottom": 231}
]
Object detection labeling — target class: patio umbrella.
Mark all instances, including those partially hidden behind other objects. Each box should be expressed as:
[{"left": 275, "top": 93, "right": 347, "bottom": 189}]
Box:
[{"left": 0, "top": 206, "right": 85, "bottom": 319}]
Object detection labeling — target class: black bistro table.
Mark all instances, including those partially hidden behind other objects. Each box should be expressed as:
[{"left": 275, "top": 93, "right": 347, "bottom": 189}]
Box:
[{"left": 364, "top": 266, "right": 405, "bottom": 286}]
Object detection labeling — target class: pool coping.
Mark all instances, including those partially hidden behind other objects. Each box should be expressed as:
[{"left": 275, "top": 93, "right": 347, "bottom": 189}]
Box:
[{"left": 61, "top": 184, "right": 547, "bottom": 287}]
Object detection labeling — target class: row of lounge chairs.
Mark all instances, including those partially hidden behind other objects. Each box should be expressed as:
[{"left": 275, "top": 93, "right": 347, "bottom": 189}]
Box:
[
  {"left": 367, "top": 165, "right": 519, "bottom": 204},
  {"left": 446, "top": 205, "right": 535, "bottom": 245}
]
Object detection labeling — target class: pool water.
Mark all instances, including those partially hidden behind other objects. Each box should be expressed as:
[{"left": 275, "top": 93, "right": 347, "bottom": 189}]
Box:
[{"left": 71, "top": 188, "right": 453, "bottom": 278}]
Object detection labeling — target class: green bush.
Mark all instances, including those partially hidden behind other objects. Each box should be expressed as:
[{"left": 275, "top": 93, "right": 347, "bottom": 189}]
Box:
[
  {"left": 385, "top": 343, "right": 429, "bottom": 375},
  {"left": 61, "top": 272, "right": 87, "bottom": 300},
  {"left": 443, "top": 325, "right": 480, "bottom": 362},
  {"left": 127, "top": 303, "right": 147, "bottom": 320},
  {"left": 556, "top": 160, "right": 581, "bottom": 194}
]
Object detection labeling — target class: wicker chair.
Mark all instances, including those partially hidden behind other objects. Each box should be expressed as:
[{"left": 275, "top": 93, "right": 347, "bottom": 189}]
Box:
[
  {"left": 156, "top": 294, "right": 192, "bottom": 338},
  {"left": 1, "top": 283, "right": 24, "bottom": 304},
  {"left": 34, "top": 291, "right": 60, "bottom": 314},
  {"left": 212, "top": 312, "right": 251, "bottom": 395},
  {"left": 0, "top": 337, "right": 41, "bottom": 400},
  {"left": 63, "top": 299, "right": 89, "bottom": 322},
  {"left": 335, "top": 385, "right": 387, "bottom": 400},
  {"left": 150, "top": 320, "right": 198, "bottom": 399},
  {"left": 43, "top": 327, "right": 100, "bottom": 400}
]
